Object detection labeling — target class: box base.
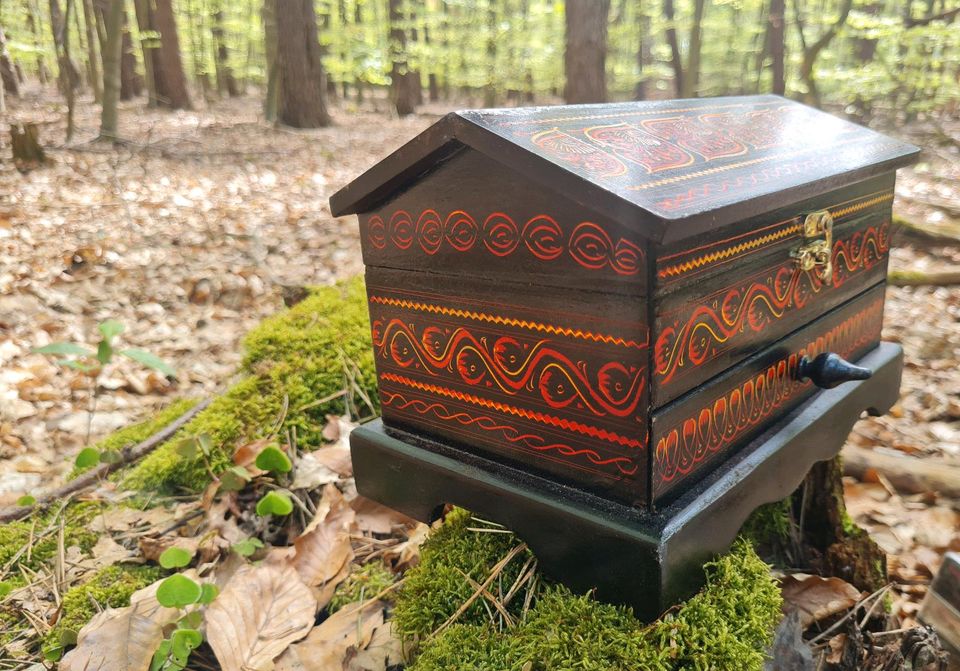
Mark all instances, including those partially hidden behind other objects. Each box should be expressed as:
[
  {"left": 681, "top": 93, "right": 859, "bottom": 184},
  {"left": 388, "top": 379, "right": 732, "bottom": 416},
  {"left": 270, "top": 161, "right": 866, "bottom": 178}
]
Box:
[{"left": 350, "top": 342, "right": 903, "bottom": 621}]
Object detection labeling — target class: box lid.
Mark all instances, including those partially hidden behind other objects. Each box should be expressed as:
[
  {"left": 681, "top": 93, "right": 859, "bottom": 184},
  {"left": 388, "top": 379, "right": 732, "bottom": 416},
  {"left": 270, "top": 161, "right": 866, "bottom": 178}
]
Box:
[{"left": 330, "top": 95, "right": 919, "bottom": 245}]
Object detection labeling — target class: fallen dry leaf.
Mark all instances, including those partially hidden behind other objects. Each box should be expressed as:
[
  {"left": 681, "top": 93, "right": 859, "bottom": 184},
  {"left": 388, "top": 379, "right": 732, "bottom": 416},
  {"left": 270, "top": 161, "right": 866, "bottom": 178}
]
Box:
[
  {"left": 351, "top": 495, "right": 416, "bottom": 535},
  {"left": 91, "top": 535, "right": 136, "bottom": 565},
  {"left": 345, "top": 620, "right": 406, "bottom": 671},
  {"left": 274, "top": 600, "right": 387, "bottom": 671},
  {"left": 383, "top": 522, "right": 430, "bottom": 571},
  {"left": 138, "top": 534, "right": 201, "bottom": 563},
  {"left": 286, "top": 485, "right": 356, "bottom": 603},
  {"left": 206, "top": 562, "right": 318, "bottom": 671},
  {"left": 60, "top": 578, "right": 179, "bottom": 671},
  {"left": 780, "top": 573, "right": 863, "bottom": 628},
  {"left": 290, "top": 449, "right": 348, "bottom": 490}
]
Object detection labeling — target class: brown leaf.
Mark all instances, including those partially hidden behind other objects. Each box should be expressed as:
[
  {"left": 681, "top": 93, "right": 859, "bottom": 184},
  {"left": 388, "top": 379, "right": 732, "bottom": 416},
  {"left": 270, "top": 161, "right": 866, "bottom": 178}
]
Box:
[
  {"left": 780, "top": 573, "right": 863, "bottom": 628},
  {"left": 286, "top": 485, "right": 356, "bottom": 604},
  {"left": 138, "top": 535, "right": 200, "bottom": 563},
  {"left": 383, "top": 523, "right": 429, "bottom": 571},
  {"left": 60, "top": 579, "right": 179, "bottom": 671},
  {"left": 345, "top": 620, "right": 406, "bottom": 671},
  {"left": 205, "top": 563, "right": 318, "bottom": 671},
  {"left": 351, "top": 495, "right": 416, "bottom": 534},
  {"left": 274, "top": 600, "right": 387, "bottom": 671}
]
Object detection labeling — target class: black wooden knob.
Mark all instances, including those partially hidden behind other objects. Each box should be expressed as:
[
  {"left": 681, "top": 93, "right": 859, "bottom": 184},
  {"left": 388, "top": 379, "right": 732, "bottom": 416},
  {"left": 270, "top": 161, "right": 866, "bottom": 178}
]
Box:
[{"left": 797, "top": 352, "right": 873, "bottom": 389}]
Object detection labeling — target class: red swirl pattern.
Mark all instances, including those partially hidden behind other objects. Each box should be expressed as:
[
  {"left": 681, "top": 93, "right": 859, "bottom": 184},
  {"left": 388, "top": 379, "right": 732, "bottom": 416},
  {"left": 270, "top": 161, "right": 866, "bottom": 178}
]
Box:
[
  {"left": 364, "top": 209, "right": 644, "bottom": 276},
  {"left": 382, "top": 391, "right": 640, "bottom": 476},
  {"left": 654, "top": 224, "right": 889, "bottom": 386},
  {"left": 653, "top": 297, "right": 884, "bottom": 491},
  {"left": 373, "top": 318, "right": 645, "bottom": 419}
]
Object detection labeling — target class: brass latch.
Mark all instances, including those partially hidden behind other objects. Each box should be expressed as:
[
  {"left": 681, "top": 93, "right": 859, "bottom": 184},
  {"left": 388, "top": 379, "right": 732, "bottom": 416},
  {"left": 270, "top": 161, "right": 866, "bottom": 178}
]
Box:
[{"left": 790, "top": 210, "right": 833, "bottom": 284}]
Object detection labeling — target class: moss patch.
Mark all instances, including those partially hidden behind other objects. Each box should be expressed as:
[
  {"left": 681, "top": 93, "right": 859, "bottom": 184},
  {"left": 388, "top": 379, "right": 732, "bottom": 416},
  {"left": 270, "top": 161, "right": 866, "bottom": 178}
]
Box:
[
  {"left": 329, "top": 561, "right": 396, "bottom": 613},
  {"left": 0, "top": 503, "right": 99, "bottom": 574},
  {"left": 123, "top": 277, "right": 377, "bottom": 493},
  {"left": 70, "top": 398, "right": 199, "bottom": 478},
  {"left": 42, "top": 563, "right": 163, "bottom": 660},
  {"left": 400, "top": 513, "right": 783, "bottom": 671}
]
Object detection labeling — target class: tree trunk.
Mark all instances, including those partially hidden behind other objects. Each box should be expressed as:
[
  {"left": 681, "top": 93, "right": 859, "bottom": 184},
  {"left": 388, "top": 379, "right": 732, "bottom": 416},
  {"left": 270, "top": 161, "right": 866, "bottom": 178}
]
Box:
[
  {"left": 663, "top": 0, "right": 683, "bottom": 97},
  {"left": 484, "top": 0, "right": 497, "bottom": 107},
  {"left": 261, "top": 0, "right": 278, "bottom": 121},
  {"left": 273, "top": 0, "right": 330, "bottom": 128},
  {"left": 388, "top": 0, "right": 416, "bottom": 116},
  {"left": 133, "top": 0, "right": 190, "bottom": 109},
  {"left": 82, "top": 0, "right": 102, "bottom": 101},
  {"left": 795, "top": 0, "right": 853, "bottom": 107},
  {"left": 0, "top": 26, "right": 19, "bottom": 98},
  {"left": 119, "top": 11, "right": 141, "bottom": 99},
  {"left": 564, "top": 0, "right": 609, "bottom": 104},
  {"left": 212, "top": 9, "right": 238, "bottom": 97},
  {"left": 634, "top": 7, "right": 651, "bottom": 100},
  {"left": 132, "top": 0, "right": 157, "bottom": 104},
  {"left": 683, "top": 0, "right": 706, "bottom": 97},
  {"left": 10, "top": 122, "right": 48, "bottom": 171},
  {"left": 50, "top": 0, "right": 82, "bottom": 97},
  {"left": 99, "top": 0, "right": 123, "bottom": 139},
  {"left": 767, "top": 0, "right": 786, "bottom": 95}
]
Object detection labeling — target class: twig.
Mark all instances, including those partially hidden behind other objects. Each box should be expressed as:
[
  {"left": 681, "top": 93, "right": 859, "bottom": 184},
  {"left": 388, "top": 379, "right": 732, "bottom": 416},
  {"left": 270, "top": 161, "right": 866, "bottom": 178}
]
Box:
[{"left": 0, "top": 398, "right": 212, "bottom": 523}]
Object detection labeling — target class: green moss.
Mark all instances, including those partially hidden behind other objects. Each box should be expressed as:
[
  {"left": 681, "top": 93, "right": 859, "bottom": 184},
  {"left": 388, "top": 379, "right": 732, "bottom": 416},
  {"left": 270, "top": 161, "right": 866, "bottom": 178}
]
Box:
[
  {"left": 70, "top": 399, "right": 199, "bottom": 478},
  {"left": 740, "top": 498, "right": 793, "bottom": 549},
  {"left": 0, "top": 503, "right": 99, "bottom": 573},
  {"left": 394, "top": 509, "right": 535, "bottom": 638},
  {"left": 123, "top": 277, "right": 377, "bottom": 493},
  {"left": 42, "top": 564, "right": 163, "bottom": 660},
  {"left": 328, "top": 562, "right": 396, "bottom": 613},
  {"left": 402, "top": 514, "right": 783, "bottom": 671}
]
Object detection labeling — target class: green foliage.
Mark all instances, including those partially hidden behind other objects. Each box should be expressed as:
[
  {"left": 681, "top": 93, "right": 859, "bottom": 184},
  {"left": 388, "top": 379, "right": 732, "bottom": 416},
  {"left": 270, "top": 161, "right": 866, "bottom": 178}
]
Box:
[
  {"left": 74, "top": 447, "right": 100, "bottom": 469},
  {"left": 0, "top": 504, "right": 99, "bottom": 573},
  {"left": 255, "top": 445, "right": 293, "bottom": 474},
  {"left": 69, "top": 399, "right": 199, "bottom": 478},
  {"left": 740, "top": 498, "right": 793, "bottom": 548},
  {"left": 123, "top": 278, "right": 376, "bottom": 494},
  {"left": 393, "top": 508, "right": 536, "bottom": 638},
  {"left": 400, "top": 514, "right": 783, "bottom": 671},
  {"left": 255, "top": 490, "right": 294, "bottom": 516},
  {"left": 42, "top": 564, "right": 163, "bottom": 661},
  {"left": 156, "top": 574, "right": 203, "bottom": 608},
  {"left": 33, "top": 320, "right": 175, "bottom": 378},
  {"left": 158, "top": 546, "right": 194, "bottom": 569},
  {"left": 328, "top": 562, "right": 396, "bottom": 613},
  {"left": 15, "top": 494, "right": 36, "bottom": 507},
  {"left": 231, "top": 537, "right": 264, "bottom": 557}
]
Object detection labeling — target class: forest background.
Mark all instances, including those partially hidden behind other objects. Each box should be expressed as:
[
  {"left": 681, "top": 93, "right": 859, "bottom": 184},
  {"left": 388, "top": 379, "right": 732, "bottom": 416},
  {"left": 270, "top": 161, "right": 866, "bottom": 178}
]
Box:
[{"left": 0, "top": 0, "right": 959, "bottom": 669}]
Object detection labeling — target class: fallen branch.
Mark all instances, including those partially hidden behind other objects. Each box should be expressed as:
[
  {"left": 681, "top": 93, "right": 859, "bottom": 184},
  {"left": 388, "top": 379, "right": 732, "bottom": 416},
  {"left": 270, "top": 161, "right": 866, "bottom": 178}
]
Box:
[
  {"left": 888, "top": 268, "right": 960, "bottom": 286},
  {"left": 892, "top": 214, "right": 960, "bottom": 245},
  {"left": 842, "top": 445, "right": 960, "bottom": 498},
  {"left": 0, "top": 398, "right": 212, "bottom": 524}
]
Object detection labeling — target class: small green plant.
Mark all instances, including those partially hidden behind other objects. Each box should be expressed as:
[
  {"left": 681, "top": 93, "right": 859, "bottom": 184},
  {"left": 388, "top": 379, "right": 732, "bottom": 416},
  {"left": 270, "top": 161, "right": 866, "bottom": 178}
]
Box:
[
  {"left": 231, "top": 537, "right": 264, "bottom": 557},
  {"left": 15, "top": 495, "right": 36, "bottom": 507},
  {"left": 255, "top": 490, "right": 294, "bottom": 517},
  {"left": 151, "top": 572, "right": 218, "bottom": 671},
  {"left": 34, "top": 320, "right": 176, "bottom": 444},
  {"left": 158, "top": 547, "right": 195, "bottom": 570}
]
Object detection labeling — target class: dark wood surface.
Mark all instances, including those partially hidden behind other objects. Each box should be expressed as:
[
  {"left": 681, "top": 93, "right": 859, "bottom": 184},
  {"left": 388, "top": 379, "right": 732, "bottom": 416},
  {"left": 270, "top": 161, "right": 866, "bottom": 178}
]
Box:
[
  {"left": 652, "top": 174, "right": 894, "bottom": 405},
  {"left": 368, "top": 266, "right": 650, "bottom": 506},
  {"left": 650, "top": 283, "right": 886, "bottom": 505},
  {"left": 331, "top": 96, "right": 919, "bottom": 244}
]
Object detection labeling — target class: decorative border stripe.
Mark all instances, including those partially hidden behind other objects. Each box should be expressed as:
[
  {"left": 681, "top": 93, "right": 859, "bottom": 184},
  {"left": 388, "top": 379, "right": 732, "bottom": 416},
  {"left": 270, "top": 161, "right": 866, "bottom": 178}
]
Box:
[
  {"left": 379, "top": 372, "right": 646, "bottom": 450},
  {"left": 369, "top": 296, "right": 647, "bottom": 350}
]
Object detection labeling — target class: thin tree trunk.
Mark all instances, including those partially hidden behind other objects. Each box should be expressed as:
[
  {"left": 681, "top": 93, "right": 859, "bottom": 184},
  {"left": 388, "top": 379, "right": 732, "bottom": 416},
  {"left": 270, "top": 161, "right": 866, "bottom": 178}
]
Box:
[
  {"left": 664, "top": 0, "right": 683, "bottom": 97},
  {"left": 138, "top": 0, "right": 190, "bottom": 109},
  {"left": 388, "top": 0, "right": 416, "bottom": 116},
  {"left": 683, "top": 0, "right": 706, "bottom": 97},
  {"left": 274, "top": 0, "right": 330, "bottom": 127},
  {"left": 211, "top": 8, "right": 238, "bottom": 96},
  {"left": 634, "top": 6, "right": 651, "bottom": 100},
  {"left": 133, "top": 0, "right": 157, "bottom": 105},
  {"left": 0, "top": 26, "right": 19, "bottom": 97},
  {"left": 82, "top": 0, "right": 101, "bottom": 100},
  {"left": 119, "top": 11, "right": 140, "bottom": 99},
  {"left": 794, "top": 0, "right": 853, "bottom": 107},
  {"left": 261, "top": 0, "right": 278, "bottom": 121},
  {"left": 564, "top": 0, "right": 609, "bottom": 104},
  {"left": 768, "top": 0, "right": 786, "bottom": 95},
  {"left": 99, "top": 0, "right": 123, "bottom": 139}
]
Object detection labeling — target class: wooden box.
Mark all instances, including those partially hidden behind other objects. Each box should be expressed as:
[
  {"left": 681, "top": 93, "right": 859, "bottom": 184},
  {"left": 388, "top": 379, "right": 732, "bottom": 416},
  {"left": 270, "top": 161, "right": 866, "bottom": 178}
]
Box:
[{"left": 332, "top": 95, "right": 916, "bottom": 509}]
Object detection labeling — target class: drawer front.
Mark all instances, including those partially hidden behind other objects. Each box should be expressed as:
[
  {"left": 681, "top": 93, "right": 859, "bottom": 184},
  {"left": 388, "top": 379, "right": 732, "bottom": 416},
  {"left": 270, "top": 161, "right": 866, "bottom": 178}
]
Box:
[
  {"left": 366, "top": 267, "right": 650, "bottom": 506},
  {"left": 651, "top": 283, "right": 886, "bottom": 505},
  {"left": 652, "top": 174, "right": 894, "bottom": 406}
]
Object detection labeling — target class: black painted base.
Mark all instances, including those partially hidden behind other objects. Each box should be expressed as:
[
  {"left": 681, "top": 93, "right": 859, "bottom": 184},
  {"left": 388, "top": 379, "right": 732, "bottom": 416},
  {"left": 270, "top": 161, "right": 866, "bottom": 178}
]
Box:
[{"left": 351, "top": 343, "right": 903, "bottom": 621}]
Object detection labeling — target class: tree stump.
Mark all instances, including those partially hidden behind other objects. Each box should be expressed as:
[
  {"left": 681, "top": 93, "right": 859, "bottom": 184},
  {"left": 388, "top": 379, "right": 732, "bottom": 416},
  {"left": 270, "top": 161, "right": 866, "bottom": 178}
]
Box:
[{"left": 10, "top": 123, "right": 48, "bottom": 172}]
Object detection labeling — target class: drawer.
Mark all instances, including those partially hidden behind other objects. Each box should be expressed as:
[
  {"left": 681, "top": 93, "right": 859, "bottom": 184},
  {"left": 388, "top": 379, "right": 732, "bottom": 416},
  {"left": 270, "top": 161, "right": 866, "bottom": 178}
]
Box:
[
  {"left": 652, "top": 174, "right": 894, "bottom": 407},
  {"left": 650, "top": 283, "right": 886, "bottom": 506}
]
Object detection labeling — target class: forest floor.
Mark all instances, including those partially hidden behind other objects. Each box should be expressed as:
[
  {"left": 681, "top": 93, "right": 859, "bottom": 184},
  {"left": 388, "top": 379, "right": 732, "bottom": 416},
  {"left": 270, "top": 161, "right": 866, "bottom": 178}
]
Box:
[{"left": 1, "top": 89, "right": 959, "bottom": 655}]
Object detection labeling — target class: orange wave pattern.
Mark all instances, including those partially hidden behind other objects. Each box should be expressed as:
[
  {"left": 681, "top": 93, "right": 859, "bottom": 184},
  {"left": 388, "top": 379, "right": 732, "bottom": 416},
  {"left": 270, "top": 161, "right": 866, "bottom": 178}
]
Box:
[
  {"left": 368, "top": 295, "right": 646, "bottom": 350},
  {"left": 653, "top": 298, "right": 884, "bottom": 492},
  {"left": 382, "top": 391, "right": 640, "bottom": 475},
  {"left": 379, "top": 372, "right": 646, "bottom": 451},
  {"left": 658, "top": 190, "right": 893, "bottom": 280},
  {"left": 654, "top": 223, "right": 889, "bottom": 386}
]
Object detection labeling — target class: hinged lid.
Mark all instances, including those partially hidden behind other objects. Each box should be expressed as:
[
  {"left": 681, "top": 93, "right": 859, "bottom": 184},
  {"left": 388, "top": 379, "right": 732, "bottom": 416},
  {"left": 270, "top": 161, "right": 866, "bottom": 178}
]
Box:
[{"left": 330, "top": 95, "right": 919, "bottom": 245}]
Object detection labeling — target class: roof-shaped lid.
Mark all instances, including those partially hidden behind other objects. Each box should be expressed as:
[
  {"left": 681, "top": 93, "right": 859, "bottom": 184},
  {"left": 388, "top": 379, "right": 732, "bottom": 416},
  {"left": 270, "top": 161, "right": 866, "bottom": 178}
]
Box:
[{"left": 330, "top": 95, "right": 919, "bottom": 244}]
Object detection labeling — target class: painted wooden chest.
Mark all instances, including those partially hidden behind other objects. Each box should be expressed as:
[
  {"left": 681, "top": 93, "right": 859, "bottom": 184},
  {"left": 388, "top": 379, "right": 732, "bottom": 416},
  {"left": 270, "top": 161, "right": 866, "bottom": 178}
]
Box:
[{"left": 331, "top": 95, "right": 918, "bottom": 511}]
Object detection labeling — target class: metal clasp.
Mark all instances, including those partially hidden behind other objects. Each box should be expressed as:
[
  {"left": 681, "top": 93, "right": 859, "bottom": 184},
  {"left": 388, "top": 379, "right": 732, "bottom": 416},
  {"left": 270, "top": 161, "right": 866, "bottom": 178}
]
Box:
[{"left": 790, "top": 210, "right": 833, "bottom": 284}]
